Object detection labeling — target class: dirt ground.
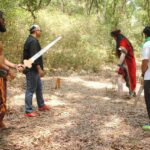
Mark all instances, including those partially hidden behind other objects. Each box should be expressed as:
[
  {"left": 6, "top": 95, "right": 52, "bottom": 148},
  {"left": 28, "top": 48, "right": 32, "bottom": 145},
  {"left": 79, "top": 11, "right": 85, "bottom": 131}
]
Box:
[{"left": 0, "top": 66, "right": 150, "bottom": 150}]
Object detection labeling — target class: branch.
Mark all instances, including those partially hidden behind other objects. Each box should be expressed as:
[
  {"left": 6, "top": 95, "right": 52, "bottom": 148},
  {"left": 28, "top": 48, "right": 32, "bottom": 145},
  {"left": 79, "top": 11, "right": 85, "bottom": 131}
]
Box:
[
  {"left": 19, "top": 4, "right": 28, "bottom": 11},
  {"left": 47, "top": 0, "right": 52, "bottom": 6},
  {"left": 88, "top": 0, "right": 94, "bottom": 15},
  {"left": 37, "top": 0, "right": 43, "bottom": 9}
]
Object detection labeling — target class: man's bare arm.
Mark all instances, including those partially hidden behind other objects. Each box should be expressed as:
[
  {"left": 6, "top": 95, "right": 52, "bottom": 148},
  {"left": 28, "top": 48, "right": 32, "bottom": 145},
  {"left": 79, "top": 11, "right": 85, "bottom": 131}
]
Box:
[
  {"left": 4, "top": 59, "right": 17, "bottom": 69},
  {"left": 141, "top": 59, "right": 149, "bottom": 76}
]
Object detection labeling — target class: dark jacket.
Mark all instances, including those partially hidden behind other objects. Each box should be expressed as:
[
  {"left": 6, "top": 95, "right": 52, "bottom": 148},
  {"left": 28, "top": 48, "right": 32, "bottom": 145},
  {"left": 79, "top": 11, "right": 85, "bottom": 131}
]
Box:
[{"left": 23, "top": 35, "right": 43, "bottom": 72}]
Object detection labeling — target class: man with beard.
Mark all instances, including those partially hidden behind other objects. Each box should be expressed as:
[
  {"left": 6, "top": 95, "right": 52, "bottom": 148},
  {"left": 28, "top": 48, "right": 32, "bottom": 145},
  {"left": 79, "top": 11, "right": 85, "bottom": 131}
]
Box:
[{"left": 23, "top": 24, "right": 50, "bottom": 117}]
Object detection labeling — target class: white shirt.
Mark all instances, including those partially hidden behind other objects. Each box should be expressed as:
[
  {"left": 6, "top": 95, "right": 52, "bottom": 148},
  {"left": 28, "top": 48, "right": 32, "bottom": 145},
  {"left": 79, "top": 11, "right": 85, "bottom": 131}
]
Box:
[{"left": 142, "top": 41, "right": 150, "bottom": 80}]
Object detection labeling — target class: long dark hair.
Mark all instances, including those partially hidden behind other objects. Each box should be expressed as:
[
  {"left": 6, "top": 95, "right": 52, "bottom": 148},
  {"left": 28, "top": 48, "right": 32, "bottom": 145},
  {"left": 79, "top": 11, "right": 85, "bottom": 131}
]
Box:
[{"left": 111, "top": 30, "right": 133, "bottom": 57}]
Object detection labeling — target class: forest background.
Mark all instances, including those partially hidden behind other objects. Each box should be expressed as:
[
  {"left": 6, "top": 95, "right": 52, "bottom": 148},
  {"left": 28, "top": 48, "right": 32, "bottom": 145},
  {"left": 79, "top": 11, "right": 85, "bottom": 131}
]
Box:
[{"left": 0, "top": 0, "right": 149, "bottom": 72}]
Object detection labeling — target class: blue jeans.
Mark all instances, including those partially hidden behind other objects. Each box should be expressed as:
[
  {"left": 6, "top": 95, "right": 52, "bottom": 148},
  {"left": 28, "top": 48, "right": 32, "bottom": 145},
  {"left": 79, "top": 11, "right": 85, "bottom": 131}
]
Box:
[{"left": 25, "top": 71, "right": 44, "bottom": 113}]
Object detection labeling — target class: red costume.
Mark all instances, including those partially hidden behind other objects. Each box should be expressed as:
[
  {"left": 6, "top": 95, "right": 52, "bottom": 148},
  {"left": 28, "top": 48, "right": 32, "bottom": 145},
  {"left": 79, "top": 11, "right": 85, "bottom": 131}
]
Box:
[{"left": 119, "top": 38, "right": 136, "bottom": 92}]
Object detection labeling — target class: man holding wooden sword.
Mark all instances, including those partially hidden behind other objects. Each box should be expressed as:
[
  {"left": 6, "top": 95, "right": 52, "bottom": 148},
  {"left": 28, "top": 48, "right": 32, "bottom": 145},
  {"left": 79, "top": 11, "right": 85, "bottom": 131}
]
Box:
[{"left": 22, "top": 24, "right": 61, "bottom": 117}]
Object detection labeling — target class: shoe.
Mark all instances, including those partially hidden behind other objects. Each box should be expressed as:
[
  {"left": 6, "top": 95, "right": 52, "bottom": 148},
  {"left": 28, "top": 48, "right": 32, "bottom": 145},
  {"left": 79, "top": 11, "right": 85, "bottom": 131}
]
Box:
[
  {"left": 24, "top": 112, "right": 40, "bottom": 117},
  {"left": 38, "top": 105, "right": 50, "bottom": 111},
  {"left": 142, "top": 124, "right": 150, "bottom": 130},
  {"left": 129, "top": 91, "right": 136, "bottom": 97}
]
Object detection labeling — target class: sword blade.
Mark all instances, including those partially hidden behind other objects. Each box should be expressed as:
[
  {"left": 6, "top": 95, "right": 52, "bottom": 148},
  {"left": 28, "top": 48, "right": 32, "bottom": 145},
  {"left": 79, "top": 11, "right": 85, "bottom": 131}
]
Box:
[
  {"left": 134, "top": 85, "right": 143, "bottom": 106},
  {"left": 31, "top": 36, "right": 62, "bottom": 62},
  {"left": 24, "top": 36, "right": 62, "bottom": 68}
]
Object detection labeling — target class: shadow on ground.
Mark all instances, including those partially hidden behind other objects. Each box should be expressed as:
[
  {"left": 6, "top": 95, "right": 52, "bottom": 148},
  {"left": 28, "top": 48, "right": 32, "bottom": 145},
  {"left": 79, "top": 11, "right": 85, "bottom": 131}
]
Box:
[{"left": 1, "top": 73, "right": 149, "bottom": 150}]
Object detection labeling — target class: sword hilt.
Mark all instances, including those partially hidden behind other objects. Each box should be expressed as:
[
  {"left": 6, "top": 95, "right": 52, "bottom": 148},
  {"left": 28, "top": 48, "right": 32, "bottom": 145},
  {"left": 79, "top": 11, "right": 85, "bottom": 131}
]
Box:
[{"left": 23, "top": 59, "right": 33, "bottom": 68}]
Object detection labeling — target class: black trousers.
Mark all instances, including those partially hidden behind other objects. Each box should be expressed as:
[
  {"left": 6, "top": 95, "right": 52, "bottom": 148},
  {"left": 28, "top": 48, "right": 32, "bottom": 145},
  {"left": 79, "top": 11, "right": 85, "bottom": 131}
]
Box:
[{"left": 144, "top": 80, "right": 150, "bottom": 119}]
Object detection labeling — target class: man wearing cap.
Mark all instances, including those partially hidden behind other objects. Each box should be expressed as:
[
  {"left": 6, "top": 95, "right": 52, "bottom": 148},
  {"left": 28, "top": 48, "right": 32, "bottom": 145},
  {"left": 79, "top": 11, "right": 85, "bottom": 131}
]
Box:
[
  {"left": 141, "top": 26, "right": 150, "bottom": 130},
  {"left": 0, "top": 11, "right": 22, "bottom": 128},
  {"left": 23, "top": 24, "right": 50, "bottom": 117},
  {"left": 111, "top": 30, "right": 136, "bottom": 97}
]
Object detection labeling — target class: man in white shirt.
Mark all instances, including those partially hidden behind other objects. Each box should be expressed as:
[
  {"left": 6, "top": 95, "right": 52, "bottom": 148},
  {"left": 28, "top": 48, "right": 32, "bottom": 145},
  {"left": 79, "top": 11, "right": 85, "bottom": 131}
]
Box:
[{"left": 141, "top": 26, "right": 150, "bottom": 130}]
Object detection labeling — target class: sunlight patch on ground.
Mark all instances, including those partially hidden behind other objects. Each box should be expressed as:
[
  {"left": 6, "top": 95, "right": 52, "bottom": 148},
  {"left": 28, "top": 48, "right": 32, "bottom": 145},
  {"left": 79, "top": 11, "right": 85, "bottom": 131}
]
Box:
[
  {"left": 60, "top": 111, "right": 70, "bottom": 118},
  {"left": 51, "top": 120, "right": 75, "bottom": 130},
  {"left": 104, "top": 115, "right": 122, "bottom": 128},
  {"left": 11, "top": 94, "right": 24, "bottom": 106},
  {"left": 47, "top": 99, "right": 66, "bottom": 107},
  {"left": 50, "top": 95, "right": 60, "bottom": 100},
  {"left": 82, "top": 81, "right": 112, "bottom": 89},
  {"left": 67, "top": 76, "right": 113, "bottom": 89},
  {"left": 6, "top": 127, "right": 51, "bottom": 148},
  {"left": 111, "top": 98, "right": 125, "bottom": 103},
  {"left": 100, "top": 115, "right": 131, "bottom": 139},
  {"left": 65, "top": 92, "right": 85, "bottom": 99},
  {"left": 66, "top": 76, "right": 85, "bottom": 83},
  {"left": 13, "top": 94, "right": 24, "bottom": 100},
  {"left": 103, "top": 96, "right": 111, "bottom": 101},
  {"left": 60, "top": 107, "right": 78, "bottom": 116}
]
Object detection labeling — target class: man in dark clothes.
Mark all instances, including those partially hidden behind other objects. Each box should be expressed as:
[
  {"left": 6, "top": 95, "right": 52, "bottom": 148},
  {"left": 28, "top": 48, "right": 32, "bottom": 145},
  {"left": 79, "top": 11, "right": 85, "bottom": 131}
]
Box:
[{"left": 23, "top": 24, "right": 50, "bottom": 117}]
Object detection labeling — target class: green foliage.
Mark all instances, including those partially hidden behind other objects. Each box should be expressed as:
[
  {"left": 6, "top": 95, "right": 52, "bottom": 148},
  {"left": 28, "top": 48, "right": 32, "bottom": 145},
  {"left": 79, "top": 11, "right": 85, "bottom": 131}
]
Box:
[
  {"left": 38, "top": 12, "right": 107, "bottom": 71},
  {"left": 0, "top": 0, "right": 149, "bottom": 72},
  {"left": 19, "top": 0, "right": 52, "bottom": 19}
]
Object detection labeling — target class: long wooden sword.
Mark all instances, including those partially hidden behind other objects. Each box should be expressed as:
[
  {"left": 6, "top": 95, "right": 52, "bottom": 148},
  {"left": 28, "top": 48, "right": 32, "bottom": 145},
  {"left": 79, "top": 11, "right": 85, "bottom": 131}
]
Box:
[
  {"left": 134, "top": 77, "right": 144, "bottom": 106},
  {"left": 134, "top": 85, "right": 143, "bottom": 106},
  {"left": 24, "top": 36, "right": 62, "bottom": 68}
]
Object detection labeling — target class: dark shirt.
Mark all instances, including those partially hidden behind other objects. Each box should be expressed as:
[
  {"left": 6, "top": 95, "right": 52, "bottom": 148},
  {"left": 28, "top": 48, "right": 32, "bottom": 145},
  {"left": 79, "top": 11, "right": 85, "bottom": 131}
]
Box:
[{"left": 23, "top": 35, "right": 43, "bottom": 72}]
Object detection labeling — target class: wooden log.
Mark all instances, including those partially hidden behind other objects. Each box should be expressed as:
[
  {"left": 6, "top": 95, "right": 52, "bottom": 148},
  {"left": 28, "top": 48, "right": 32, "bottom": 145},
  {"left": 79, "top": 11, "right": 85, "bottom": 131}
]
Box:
[{"left": 55, "top": 78, "right": 61, "bottom": 89}]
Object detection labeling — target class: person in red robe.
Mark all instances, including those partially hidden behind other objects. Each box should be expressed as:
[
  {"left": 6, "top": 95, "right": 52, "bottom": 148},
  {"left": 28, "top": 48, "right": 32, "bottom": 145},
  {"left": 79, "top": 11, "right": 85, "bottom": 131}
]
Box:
[{"left": 111, "top": 29, "right": 136, "bottom": 97}]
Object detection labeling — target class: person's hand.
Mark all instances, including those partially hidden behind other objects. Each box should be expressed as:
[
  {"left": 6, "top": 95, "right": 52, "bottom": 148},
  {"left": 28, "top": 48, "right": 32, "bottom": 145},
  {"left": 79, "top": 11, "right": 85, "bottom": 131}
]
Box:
[
  {"left": 16, "top": 64, "right": 25, "bottom": 72},
  {"left": 37, "top": 65, "right": 45, "bottom": 77},
  {"left": 38, "top": 68, "right": 45, "bottom": 77},
  {"left": 39, "top": 69, "right": 45, "bottom": 77},
  {"left": 7, "top": 69, "right": 16, "bottom": 80}
]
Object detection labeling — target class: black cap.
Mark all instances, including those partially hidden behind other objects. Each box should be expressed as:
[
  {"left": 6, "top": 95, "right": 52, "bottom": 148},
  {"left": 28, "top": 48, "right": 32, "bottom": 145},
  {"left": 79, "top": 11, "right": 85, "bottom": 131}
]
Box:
[{"left": 29, "top": 24, "right": 40, "bottom": 34}]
